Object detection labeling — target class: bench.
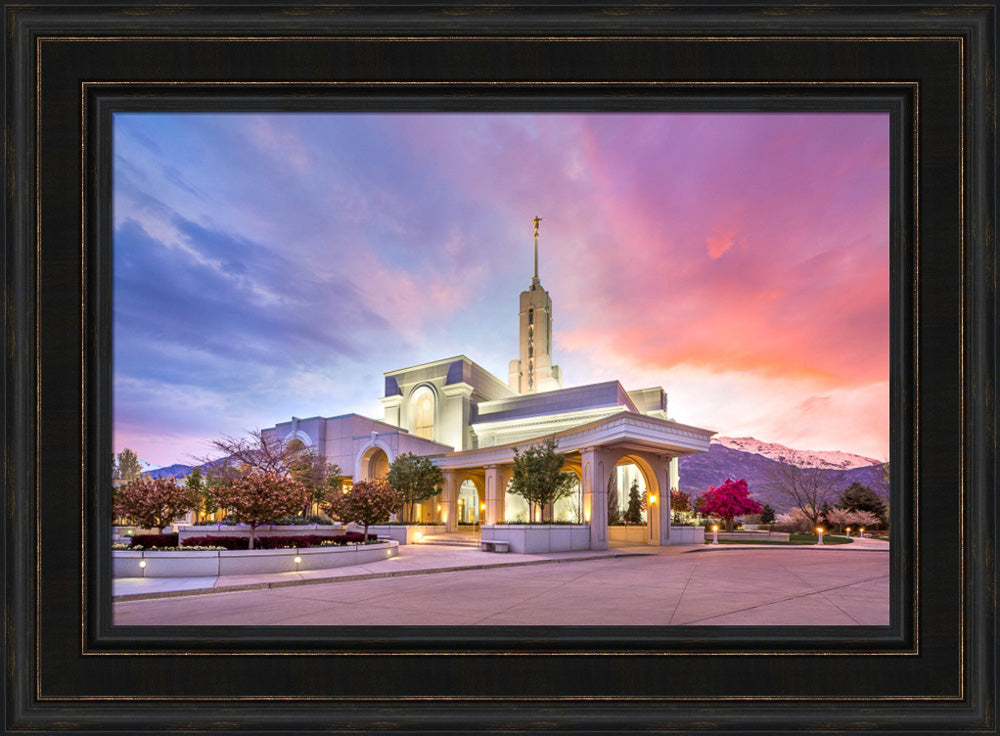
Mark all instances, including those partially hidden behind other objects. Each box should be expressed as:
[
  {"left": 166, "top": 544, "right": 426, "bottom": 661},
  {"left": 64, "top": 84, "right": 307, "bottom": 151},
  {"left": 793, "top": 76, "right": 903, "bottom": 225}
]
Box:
[{"left": 480, "top": 539, "right": 510, "bottom": 553}]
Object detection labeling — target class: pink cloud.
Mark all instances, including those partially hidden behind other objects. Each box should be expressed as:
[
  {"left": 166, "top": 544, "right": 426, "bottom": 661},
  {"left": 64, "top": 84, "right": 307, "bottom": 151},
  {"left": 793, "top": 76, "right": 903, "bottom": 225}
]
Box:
[{"left": 705, "top": 229, "right": 738, "bottom": 259}]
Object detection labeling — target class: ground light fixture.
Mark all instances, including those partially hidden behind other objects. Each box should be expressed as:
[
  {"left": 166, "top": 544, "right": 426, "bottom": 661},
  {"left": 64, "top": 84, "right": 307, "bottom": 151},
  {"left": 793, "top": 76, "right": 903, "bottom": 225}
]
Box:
[
  {"left": 711, "top": 524, "right": 719, "bottom": 545},
  {"left": 845, "top": 526, "right": 851, "bottom": 537},
  {"left": 138, "top": 559, "right": 147, "bottom": 577},
  {"left": 816, "top": 526, "right": 825, "bottom": 545},
  {"left": 859, "top": 527, "right": 865, "bottom": 537}
]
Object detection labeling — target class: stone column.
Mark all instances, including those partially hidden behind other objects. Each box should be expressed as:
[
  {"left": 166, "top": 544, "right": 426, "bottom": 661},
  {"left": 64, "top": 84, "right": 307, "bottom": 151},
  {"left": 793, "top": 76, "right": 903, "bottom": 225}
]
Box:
[
  {"left": 442, "top": 470, "right": 459, "bottom": 533},
  {"left": 656, "top": 456, "right": 674, "bottom": 546},
  {"left": 580, "top": 446, "right": 610, "bottom": 550},
  {"left": 484, "top": 465, "right": 503, "bottom": 525}
]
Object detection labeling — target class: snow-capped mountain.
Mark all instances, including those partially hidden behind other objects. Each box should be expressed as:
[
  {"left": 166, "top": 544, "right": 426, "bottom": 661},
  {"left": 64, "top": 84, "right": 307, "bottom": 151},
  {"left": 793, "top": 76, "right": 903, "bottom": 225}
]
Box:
[
  {"left": 712, "top": 436, "right": 883, "bottom": 470},
  {"left": 677, "top": 436, "right": 888, "bottom": 513}
]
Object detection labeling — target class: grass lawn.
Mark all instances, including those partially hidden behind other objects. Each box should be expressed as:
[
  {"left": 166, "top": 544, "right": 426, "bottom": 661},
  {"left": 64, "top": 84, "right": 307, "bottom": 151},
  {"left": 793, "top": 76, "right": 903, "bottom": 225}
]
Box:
[{"left": 707, "top": 533, "right": 854, "bottom": 546}]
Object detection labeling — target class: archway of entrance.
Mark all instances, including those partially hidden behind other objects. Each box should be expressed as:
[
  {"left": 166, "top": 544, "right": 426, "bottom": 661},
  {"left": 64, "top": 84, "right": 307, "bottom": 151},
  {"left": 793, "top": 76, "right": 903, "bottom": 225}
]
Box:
[
  {"left": 362, "top": 447, "right": 389, "bottom": 480},
  {"left": 458, "top": 479, "right": 484, "bottom": 525},
  {"left": 501, "top": 470, "right": 582, "bottom": 523},
  {"left": 608, "top": 456, "right": 657, "bottom": 545}
]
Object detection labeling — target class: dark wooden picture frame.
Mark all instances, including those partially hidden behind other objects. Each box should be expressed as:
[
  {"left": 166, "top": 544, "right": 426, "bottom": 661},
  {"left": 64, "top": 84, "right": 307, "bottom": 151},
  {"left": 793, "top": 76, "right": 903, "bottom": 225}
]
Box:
[{"left": 4, "top": 2, "right": 995, "bottom": 733}]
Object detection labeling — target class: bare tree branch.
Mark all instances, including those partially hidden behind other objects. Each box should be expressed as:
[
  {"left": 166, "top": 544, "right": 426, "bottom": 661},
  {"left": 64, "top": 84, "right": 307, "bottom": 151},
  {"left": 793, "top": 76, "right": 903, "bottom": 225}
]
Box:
[{"left": 764, "top": 455, "right": 842, "bottom": 526}]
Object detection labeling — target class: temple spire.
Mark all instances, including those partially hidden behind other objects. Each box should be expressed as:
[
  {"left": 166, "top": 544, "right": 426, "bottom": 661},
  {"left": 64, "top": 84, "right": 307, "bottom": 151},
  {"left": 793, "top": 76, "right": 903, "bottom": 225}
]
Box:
[
  {"left": 532, "top": 215, "right": 544, "bottom": 284},
  {"left": 509, "top": 215, "right": 561, "bottom": 394}
]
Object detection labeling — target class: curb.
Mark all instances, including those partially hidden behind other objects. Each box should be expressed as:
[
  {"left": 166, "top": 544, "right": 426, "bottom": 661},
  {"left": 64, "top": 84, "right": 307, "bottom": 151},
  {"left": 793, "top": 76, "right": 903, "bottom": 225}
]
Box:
[
  {"left": 113, "top": 551, "right": 646, "bottom": 603},
  {"left": 685, "top": 544, "right": 889, "bottom": 553}
]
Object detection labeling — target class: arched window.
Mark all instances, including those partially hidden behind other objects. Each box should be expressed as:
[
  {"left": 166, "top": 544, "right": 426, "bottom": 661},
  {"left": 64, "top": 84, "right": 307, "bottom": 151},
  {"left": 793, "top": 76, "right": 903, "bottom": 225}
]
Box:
[{"left": 411, "top": 386, "right": 435, "bottom": 440}]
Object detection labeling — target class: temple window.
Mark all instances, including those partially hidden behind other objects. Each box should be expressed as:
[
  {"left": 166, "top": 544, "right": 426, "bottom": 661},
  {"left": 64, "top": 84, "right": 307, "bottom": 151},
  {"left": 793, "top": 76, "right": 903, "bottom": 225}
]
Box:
[{"left": 412, "top": 386, "right": 435, "bottom": 440}]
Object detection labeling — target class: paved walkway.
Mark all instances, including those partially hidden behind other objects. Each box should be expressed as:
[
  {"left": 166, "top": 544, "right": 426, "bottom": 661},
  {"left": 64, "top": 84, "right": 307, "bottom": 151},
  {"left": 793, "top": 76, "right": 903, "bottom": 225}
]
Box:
[
  {"left": 113, "top": 542, "right": 638, "bottom": 600},
  {"left": 113, "top": 538, "right": 889, "bottom": 626}
]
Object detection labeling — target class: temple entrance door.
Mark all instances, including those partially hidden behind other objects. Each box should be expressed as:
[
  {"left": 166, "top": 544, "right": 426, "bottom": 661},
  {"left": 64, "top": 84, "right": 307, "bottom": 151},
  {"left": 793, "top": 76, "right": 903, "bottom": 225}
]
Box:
[{"left": 457, "top": 479, "right": 483, "bottom": 534}]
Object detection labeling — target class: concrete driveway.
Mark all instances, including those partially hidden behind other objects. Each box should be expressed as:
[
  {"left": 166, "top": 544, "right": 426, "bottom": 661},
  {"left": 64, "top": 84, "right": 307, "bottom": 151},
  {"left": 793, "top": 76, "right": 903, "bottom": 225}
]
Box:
[{"left": 113, "top": 540, "right": 889, "bottom": 626}]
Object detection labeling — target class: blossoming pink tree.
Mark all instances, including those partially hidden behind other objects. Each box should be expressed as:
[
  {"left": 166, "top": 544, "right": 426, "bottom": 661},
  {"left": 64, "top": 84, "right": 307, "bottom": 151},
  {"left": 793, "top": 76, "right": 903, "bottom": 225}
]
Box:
[
  {"left": 113, "top": 476, "right": 200, "bottom": 533},
  {"left": 323, "top": 480, "right": 404, "bottom": 540},
  {"left": 700, "top": 478, "right": 762, "bottom": 532},
  {"left": 211, "top": 471, "right": 309, "bottom": 549}
]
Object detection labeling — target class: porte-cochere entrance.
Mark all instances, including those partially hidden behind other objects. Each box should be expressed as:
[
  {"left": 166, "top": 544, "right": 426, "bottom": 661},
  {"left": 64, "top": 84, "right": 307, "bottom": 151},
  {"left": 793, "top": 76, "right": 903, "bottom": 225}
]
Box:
[{"left": 430, "top": 412, "right": 709, "bottom": 550}]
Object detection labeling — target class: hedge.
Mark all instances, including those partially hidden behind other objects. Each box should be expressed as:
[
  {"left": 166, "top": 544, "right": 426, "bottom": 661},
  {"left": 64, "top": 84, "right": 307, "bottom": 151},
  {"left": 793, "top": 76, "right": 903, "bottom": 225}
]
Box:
[
  {"left": 179, "top": 533, "right": 377, "bottom": 550},
  {"left": 129, "top": 533, "right": 179, "bottom": 548}
]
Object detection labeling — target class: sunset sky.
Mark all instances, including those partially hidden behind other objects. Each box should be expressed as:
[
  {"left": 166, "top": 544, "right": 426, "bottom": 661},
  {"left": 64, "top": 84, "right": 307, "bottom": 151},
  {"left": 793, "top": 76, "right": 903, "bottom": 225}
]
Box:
[{"left": 114, "top": 112, "right": 889, "bottom": 468}]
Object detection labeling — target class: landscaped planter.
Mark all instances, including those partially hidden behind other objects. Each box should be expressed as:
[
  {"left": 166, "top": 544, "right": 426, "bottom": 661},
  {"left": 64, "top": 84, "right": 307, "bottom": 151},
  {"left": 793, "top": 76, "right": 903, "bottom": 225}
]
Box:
[
  {"left": 669, "top": 526, "right": 706, "bottom": 545},
  {"left": 364, "top": 524, "right": 446, "bottom": 544},
  {"left": 113, "top": 541, "right": 398, "bottom": 578},
  {"left": 608, "top": 525, "right": 649, "bottom": 543},
  {"left": 480, "top": 524, "right": 590, "bottom": 553},
  {"left": 177, "top": 523, "right": 344, "bottom": 543}
]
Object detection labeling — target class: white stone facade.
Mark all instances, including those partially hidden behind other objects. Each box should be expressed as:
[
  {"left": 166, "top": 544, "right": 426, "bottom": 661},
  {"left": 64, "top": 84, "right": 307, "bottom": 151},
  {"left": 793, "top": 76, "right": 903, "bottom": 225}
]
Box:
[{"left": 260, "top": 221, "right": 714, "bottom": 546}]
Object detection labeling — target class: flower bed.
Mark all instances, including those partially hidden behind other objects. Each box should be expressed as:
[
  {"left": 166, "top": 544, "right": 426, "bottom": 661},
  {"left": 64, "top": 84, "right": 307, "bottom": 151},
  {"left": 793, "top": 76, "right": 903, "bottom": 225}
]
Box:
[
  {"left": 480, "top": 524, "right": 590, "bottom": 553},
  {"left": 175, "top": 532, "right": 375, "bottom": 550},
  {"left": 177, "top": 523, "right": 344, "bottom": 544},
  {"left": 113, "top": 540, "right": 398, "bottom": 578}
]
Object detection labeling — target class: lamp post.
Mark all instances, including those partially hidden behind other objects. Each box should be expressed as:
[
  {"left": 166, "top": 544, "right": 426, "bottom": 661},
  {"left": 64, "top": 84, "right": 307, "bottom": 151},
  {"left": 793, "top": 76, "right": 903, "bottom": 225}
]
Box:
[
  {"left": 859, "top": 527, "right": 865, "bottom": 538},
  {"left": 816, "top": 526, "right": 825, "bottom": 545},
  {"left": 845, "top": 526, "right": 851, "bottom": 538},
  {"left": 712, "top": 524, "right": 719, "bottom": 545}
]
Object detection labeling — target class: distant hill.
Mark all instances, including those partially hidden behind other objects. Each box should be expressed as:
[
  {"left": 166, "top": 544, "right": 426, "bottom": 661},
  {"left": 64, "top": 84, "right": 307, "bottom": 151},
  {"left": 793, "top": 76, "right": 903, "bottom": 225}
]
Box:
[
  {"left": 677, "top": 437, "right": 888, "bottom": 513},
  {"left": 144, "top": 464, "right": 194, "bottom": 479},
  {"left": 143, "top": 456, "right": 233, "bottom": 480}
]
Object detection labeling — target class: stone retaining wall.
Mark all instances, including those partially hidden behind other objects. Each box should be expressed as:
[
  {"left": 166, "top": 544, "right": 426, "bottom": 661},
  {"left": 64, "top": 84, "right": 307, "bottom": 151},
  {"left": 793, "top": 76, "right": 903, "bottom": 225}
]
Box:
[
  {"left": 670, "top": 526, "right": 706, "bottom": 545},
  {"left": 113, "top": 540, "right": 398, "bottom": 578},
  {"left": 480, "top": 524, "right": 591, "bottom": 553}
]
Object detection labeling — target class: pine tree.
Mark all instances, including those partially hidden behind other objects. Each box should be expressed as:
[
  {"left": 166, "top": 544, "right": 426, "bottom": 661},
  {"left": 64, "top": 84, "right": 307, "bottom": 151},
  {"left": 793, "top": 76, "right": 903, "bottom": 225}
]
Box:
[{"left": 623, "top": 479, "right": 645, "bottom": 525}]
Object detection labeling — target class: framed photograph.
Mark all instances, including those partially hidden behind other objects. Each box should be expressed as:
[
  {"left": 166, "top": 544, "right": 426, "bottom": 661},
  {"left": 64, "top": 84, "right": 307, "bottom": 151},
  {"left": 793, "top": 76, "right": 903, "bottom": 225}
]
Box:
[{"left": 4, "top": 2, "right": 995, "bottom": 734}]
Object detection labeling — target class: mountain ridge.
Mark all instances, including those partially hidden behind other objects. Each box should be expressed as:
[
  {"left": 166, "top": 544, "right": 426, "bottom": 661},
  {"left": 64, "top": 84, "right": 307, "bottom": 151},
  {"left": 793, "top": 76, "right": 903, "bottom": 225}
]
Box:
[
  {"left": 678, "top": 438, "right": 887, "bottom": 513},
  {"left": 145, "top": 436, "right": 889, "bottom": 515}
]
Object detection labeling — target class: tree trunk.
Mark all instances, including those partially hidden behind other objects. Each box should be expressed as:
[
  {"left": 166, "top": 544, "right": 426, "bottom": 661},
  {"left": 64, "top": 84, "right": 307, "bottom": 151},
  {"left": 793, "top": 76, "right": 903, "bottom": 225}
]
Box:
[{"left": 248, "top": 525, "right": 256, "bottom": 550}]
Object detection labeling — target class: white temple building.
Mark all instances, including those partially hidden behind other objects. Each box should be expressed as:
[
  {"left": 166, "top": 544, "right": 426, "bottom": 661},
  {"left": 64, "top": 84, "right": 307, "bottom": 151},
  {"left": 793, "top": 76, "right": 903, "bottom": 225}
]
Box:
[{"left": 262, "top": 218, "right": 714, "bottom": 549}]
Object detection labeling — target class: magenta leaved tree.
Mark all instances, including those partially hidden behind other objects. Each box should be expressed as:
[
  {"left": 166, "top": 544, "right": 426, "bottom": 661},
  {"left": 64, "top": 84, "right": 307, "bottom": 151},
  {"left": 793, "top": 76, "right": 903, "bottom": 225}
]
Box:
[
  {"left": 211, "top": 470, "right": 310, "bottom": 549},
  {"left": 113, "top": 476, "right": 200, "bottom": 533},
  {"left": 324, "top": 480, "right": 404, "bottom": 540},
  {"left": 700, "top": 478, "right": 762, "bottom": 532}
]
